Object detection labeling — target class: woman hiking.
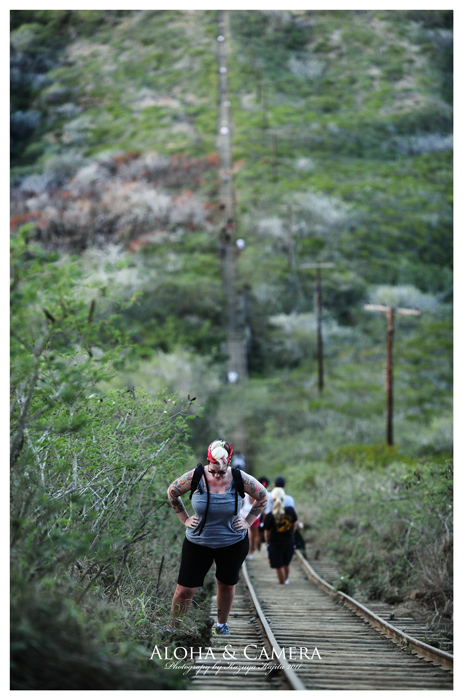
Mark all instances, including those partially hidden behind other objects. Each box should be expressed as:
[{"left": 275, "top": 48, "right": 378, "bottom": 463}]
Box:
[
  {"left": 166, "top": 439, "right": 268, "bottom": 635},
  {"left": 264, "top": 486, "right": 298, "bottom": 585}
]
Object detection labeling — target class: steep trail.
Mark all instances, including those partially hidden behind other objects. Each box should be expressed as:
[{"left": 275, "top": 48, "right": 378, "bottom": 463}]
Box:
[{"left": 217, "top": 10, "right": 248, "bottom": 454}]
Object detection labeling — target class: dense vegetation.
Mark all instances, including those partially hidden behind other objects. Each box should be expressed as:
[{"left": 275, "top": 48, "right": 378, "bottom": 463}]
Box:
[{"left": 10, "top": 9, "right": 453, "bottom": 688}]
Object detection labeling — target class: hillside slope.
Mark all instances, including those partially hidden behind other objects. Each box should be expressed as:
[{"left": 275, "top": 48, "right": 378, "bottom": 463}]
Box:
[{"left": 10, "top": 9, "right": 453, "bottom": 463}]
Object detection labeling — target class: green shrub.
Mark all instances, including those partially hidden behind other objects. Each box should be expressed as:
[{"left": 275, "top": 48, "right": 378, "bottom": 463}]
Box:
[
  {"left": 334, "top": 575, "right": 358, "bottom": 596},
  {"left": 10, "top": 572, "right": 188, "bottom": 690},
  {"left": 304, "top": 459, "right": 452, "bottom": 619},
  {"left": 326, "top": 443, "right": 413, "bottom": 470}
]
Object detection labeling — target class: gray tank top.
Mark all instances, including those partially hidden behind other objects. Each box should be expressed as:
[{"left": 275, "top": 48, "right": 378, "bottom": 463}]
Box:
[{"left": 185, "top": 479, "right": 246, "bottom": 549}]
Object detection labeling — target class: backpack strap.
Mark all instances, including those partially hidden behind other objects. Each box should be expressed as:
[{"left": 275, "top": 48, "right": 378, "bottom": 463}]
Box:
[
  {"left": 189, "top": 463, "right": 209, "bottom": 535},
  {"left": 189, "top": 463, "right": 204, "bottom": 500},
  {"left": 190, "top": 464, "right": 245, "bottom": 526},
  {"left": 231, "top": 467, "right": 245, "bottom": 497},
  {"left": 231, "top": 467, "right": 245, "bottom": 515}
]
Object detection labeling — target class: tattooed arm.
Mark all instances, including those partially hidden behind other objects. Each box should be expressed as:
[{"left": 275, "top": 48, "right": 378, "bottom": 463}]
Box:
[
  {"left": 233, "top": 473, "right": 268, "bottom": 530},
  {"left": 166, "top": 469, "right": 200, "bottom": 529}
]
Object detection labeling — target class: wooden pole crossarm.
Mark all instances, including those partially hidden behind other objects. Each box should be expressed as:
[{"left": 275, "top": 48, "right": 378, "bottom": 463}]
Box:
[
  {"left": 396, "top": 307, "right": 421, "bottom": 316},
  {"left": 275, "top": 204, "right": 303, "bottom": 216},
  {"left": 364, "top": 304, "right": 421, "bottom": 316},
  {"left": 300, "top": 262, "right": 336, "bottom": 269}
]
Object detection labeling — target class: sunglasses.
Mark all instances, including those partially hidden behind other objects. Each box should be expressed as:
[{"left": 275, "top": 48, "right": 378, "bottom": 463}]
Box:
[{"left": 208, "top": 467, "right": 228, "bottom": 476}]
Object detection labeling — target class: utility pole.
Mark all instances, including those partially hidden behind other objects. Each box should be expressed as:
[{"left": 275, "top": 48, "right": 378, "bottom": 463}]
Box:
[
  {"left": 271, "top": 131, "right": 278, "bottom": 183},
  {"left": 260, "top": 81, "right": 268, "bottom": 130},
  {"left": 272, "top": 203, "right": 306, "bottom": 307},
  {"left": 284, "top": 203, "right": 296, "bottom": 270},
  {"left": 364, "top": 304, "right": 421, "bottom": 446},
  {"left": 256, "top": 66, "right": 262, "bottom": 100},
  {"left": 301, "top": 262, "right": 335, "bottom": 394},
  {"left": 276, "top": 203, "right": 302, "bottom": 272},
  {"left": 248, "top": 13, "right": 255, "bottom": 75}
]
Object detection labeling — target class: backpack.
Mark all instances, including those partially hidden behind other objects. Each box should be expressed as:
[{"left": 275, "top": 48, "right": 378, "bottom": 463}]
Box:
[{"left": 189, "top": 463, "right": 245, "bottom": 535}]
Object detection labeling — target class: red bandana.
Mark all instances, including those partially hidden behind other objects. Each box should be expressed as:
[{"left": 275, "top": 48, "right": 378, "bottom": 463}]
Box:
[{"left": 207, "top": 440, "right": 233, "bottom": 466}]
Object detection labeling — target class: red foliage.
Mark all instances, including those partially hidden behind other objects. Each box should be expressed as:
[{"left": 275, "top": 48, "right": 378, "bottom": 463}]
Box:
[
  {"left": 128, "top": 231, "right": 157, "bottom": 252},
  {"left": 172, "top": 190, "right": 194, "bottom": 203},
  {"left": 206, "top": 152, "right": 220, "bottom": 166},
  {"left": 10, "top": 149, "right": 219, "bottom": 251},
  {"left": 128, "top": 239, "right": 145, "bottom": 253},
  {"left": 233, "top": 159, "right": 246, "bottom": 172},
  {"left": 10, "top": 210, "right": 44, "bottom": 231},
  {"left": 112, "top": 151, "right": 139, "bottom": 168}
]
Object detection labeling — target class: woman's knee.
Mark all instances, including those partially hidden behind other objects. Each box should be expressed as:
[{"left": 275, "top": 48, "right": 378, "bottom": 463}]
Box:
[
  {"left": 174, "top": 583, "right": 198, "bottom": 600},
  {"left": 216, "top": 579, "right": 235, "bottom": 592}
]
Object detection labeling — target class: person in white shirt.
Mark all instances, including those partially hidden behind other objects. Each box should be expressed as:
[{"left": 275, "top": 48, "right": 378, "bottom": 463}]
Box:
[{"left": 240, "top": 493, "right": 261, "bottom": 559}]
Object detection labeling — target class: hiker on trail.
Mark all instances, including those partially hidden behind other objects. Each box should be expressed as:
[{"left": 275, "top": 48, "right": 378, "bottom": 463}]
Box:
[
  {"left": 257, "top": 475, "right": 270, "bottom": 546},
  {"left": 232, "top": 451, "right": 260, "bottom": 559},
  {"left": 231, "top": 452, "right": 246, "bottom": 470},
  {"left": 264, "top": 487, "right": 298, "bottom": 585},
  {"left": 263, "top": 476, "right": 305, "bottom": 553},
  {"left": 240, "top": 492, "right": 262, "bottom": 560},
  {"left": 166, "top": 439, "right": 268, "bottom": 636},
  {"left": 264, "top": 475, "right": 296, "bottom": 514}
]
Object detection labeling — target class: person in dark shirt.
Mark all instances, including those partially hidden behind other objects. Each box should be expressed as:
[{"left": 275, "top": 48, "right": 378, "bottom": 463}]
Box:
[{"left": 264, "top": 487, "right": 298, "bottom": 585}]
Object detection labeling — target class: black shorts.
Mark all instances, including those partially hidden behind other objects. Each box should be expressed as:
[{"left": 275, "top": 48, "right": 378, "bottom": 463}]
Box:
[
  {"left": 177, "top": 534, "right": 249, "bottom": 588},
  {"left": 267, "top": 544, "right": 294, "bottom": 569}
]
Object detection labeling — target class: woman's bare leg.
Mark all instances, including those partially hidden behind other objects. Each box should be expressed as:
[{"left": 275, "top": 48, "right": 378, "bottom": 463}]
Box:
[
  {"left": 170, "top": 583, "right": 198, "bottom": 627},
  {"left": 216, "top": 579, "right": 236, "bottom": 623},
  {"left": 250, "top": 528, "right": 260, "bottom": 553}
]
